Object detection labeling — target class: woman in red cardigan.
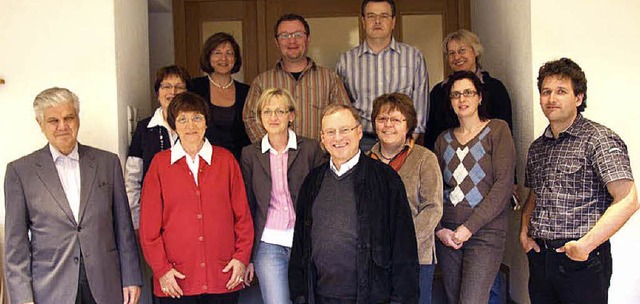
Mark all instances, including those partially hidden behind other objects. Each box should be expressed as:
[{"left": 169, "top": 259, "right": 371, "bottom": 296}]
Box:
[{"left": 140, "top": 92, "right": 254, "bottom": 304}]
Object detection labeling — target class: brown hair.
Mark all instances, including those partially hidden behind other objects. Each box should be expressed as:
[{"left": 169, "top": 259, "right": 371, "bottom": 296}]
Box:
[
  {"left": 371, "top": 93, "right": 416, "bottom": 139},
  {"left": 537, "top": 57, "right": 588, "bottom": 112},
  {"left": 153, "top": 65, "right": 190, "bottom": 93},
  {"left": 166, "top": 92, "right": 210, "bottom": 131},
  {"left": 199, "top": 32, "right": 242, "bottom": 74}
]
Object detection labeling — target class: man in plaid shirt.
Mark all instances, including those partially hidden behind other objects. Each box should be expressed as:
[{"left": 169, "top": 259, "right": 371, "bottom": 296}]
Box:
[{"left": 520, "top": 58, "right": 638, "bottom": 304}]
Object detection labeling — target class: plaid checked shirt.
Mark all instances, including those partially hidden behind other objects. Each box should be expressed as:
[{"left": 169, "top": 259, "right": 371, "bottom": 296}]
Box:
[{"left": 525, "top": 114, "right": 634, "bottom": 240}]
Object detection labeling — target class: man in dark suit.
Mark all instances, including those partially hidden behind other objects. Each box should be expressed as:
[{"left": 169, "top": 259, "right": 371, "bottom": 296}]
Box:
[{"left": 4, "top": 87, "right": 142, "bottom": 304}]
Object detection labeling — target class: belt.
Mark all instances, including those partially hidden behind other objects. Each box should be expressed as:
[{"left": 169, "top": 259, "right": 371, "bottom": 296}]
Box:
[{"left": 534, "top": 238, "right": 577, "bottom": 250}]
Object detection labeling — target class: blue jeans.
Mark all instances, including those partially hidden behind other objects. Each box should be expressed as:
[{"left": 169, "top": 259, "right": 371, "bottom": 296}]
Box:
[
  {"left": 419, "top": 264, "right": 436, "bottom": 304},
  {"left": 254, "top": 242, "right": 292, "bottom": 304}
]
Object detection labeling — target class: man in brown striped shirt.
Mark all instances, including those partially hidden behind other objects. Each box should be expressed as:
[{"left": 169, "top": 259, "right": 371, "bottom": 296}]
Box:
[{"left": 242, "top": 13, "right": 351, "bottom": 142}]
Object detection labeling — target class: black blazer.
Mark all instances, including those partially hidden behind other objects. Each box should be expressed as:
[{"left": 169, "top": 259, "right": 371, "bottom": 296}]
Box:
[
  {"left": 189, "top": 76, "right": 251, "bottom": 160},
  {"left": 240, "top": 135, "right": 325, "bottom": 259}
]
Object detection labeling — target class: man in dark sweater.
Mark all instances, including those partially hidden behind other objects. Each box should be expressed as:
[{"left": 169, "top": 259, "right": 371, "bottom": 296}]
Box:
[{"left": 288, "top": 105, "right": 419, "bottom": 304}]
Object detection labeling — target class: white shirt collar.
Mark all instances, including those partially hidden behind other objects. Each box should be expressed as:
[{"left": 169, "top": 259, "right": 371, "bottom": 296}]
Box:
[
  {"left": 171, "top": 138, "right": 212, "bottom": 165},
  {"left": 49, "top": 143, "right": 79, "bottom": 162},
  {"left": 147, "top": 107, "right": 168, "bottom": 129},
  {"left": 330, "top": 150, "right": 361, "bottom": 176},
  {"left": 261, "top": 129, "right": 298, "bottom": 154}
]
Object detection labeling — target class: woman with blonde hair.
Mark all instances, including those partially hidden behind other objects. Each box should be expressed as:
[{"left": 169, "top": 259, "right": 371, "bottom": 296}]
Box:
[{"left": 240, "top": 88, "right": 324, "bottom": 304}]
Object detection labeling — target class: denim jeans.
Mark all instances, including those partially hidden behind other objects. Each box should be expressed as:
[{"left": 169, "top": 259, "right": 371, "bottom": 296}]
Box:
[
  {"left": 254, "top": 242, "right": 292, "bottom": 304},
  {"left": 527, "top": 241, "right": 612, "bottom": 304},
  {"left": 419, "top": 264, "right": 436, "bottom": 304}
]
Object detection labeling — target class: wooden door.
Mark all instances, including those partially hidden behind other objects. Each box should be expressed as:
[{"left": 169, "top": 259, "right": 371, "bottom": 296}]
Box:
[{"left": 173, "top": 0, "right": 470, "bottom": 86}]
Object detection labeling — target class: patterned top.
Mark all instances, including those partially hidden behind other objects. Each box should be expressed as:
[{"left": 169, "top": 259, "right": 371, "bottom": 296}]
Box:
[
  {"left": 525, "top": 114, "right": 634, "bottom": 240},
  {"left": 434, "top": 119, "right": 515, "bottom": 233},
  {"left": 242, "top": 58, "right": 350, "bottom": 142},
  {"left": 336, "top": 38, "right": 429, "bottom": 134}
]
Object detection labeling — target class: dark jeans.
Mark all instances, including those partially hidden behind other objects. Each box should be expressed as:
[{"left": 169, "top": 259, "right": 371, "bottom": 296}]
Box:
[
  {"left": 76, "top": 256, "right": 97, "bottom": 304},
  {"left": 419, "top": 264, "right": 436, "bottom": 304},
  {"left": 527, "top": 240, "right": 612, "bottom": 304},
  {"left": 158, "top": 291, "right": 239, "bottom": 304}
]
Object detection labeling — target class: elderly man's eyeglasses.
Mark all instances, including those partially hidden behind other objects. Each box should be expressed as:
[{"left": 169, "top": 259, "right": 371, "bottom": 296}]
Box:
[
  {"left": 375, "top": 116, "right": 407, "bottom": 125},
  {"left": 449, "top": 89, "right": 478, "bottom": 99},
  {"left": 322, "top": 125, "right": 360, "bottom": 138},
  {"left": 160, "top": 83, "right": 187, "bottom": 91},
  {"left": 176, "top": 115, "right": 206, "bottom": 125},
  {"left": 277, "top": 31, "right": 307, "bottom": 40},
  {"left": 261, "top": 109, "right": 289, "bottom": 117},
  {"left": 365, "top": 13, "right": 393, "bottom": 21}
]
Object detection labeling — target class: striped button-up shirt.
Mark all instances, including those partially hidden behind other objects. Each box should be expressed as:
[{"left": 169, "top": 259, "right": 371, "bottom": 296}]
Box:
[
  {"left": 336, "top": 38, "right": 429, "bottom": 134},
  {"left": 243, "top": 58, "right": 350, "bottom": 142}
]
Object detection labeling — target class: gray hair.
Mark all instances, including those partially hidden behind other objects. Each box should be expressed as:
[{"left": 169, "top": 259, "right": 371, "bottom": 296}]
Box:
[
  {"left": 33, "top": 87, "right": 80, "bottom": 122},
  {"left": 442, "top": 29, "right": 484, "bottom": 68}
]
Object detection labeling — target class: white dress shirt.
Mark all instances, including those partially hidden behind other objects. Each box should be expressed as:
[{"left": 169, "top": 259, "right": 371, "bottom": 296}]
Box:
[
  {"left": 171, "top": 139, "right": 213, "bottom": 185},
  {"left": 50, "top": 144, "right": 81, "bottom": 221}
]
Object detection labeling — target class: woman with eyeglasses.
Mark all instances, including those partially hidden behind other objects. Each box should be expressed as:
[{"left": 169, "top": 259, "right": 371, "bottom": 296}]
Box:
[
  {"left": 240, "top": 88, "right": 324, "bottom": 304},
  {"left": 125, "top": 65, "right": 190, "bottom": 303},
  {"left": 140, "top": 92, "right": 254, "bottom": 304},
  {"left": 367, "top": 93, "right": 443, "bottom": 304},
  {"left": 433, "top": 71, "right": 515, "bottom": 304},
  {"left": 190, "top": 32, "right": 251, "bottom": 161},
  {"left": 425, "top": 29, "right": 513, "bottom": 151}
]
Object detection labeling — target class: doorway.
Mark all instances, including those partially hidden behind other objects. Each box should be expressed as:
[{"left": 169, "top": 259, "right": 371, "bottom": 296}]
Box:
[{"left": 172, "top": 0, "right": 471, "bottom": 88}]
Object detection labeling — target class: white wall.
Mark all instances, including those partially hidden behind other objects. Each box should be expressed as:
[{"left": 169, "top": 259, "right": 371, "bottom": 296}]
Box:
[
  {"left": 115, "top": 0, "right": 151, "bottom": 157},
  {"left": 0, "top": 0, "right": 149, "bottom": 223},
  {"left": 473, "top": 1, "right": 640, "bottom": 303}
]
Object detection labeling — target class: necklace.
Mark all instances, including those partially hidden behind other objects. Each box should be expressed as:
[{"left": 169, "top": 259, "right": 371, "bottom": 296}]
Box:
[
  {"left": 379, "top": 145, "right": 401, "bottom": 161},
  {"left": 207, "top": 74, "right": 234, "bottom": 89}
]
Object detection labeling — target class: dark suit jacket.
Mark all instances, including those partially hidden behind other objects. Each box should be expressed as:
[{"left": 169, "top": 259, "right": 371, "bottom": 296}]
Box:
[
  {"left": 240, "top": 135, "right": 325, "bottom": 259},
  {"left": 3, "top": 144, "right": 142, "bottom": 304}
]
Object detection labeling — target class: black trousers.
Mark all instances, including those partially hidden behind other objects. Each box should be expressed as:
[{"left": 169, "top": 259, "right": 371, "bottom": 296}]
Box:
[
  {"left": 76, "top": 256, "right": 97, "bottom": 304},
  {"left": 158, "top": 291, "right": 239, "bottom": 304},
  {"left": 527, "top": 240, "right": 612, "bottom": 304}
]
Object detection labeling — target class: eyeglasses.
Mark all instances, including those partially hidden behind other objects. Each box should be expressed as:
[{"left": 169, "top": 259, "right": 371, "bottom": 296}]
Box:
[
  {"left": 261, "top": 109, "right": 289, "bottom": 117},
  {"left": 447, "top": 47, "right": 469, "bottom": 57},
  {"left": 375, "top": 116, "right": 407, "bottom": 125},
  {"left": 449, "top": 89, "right": 478, "bottom": 99},
  {"left": 160, "top": 83, "right": 187, "bottom": 91},
  {"left": 277, "top": 31, "right": 307, "bottom": 40},
  {"left": 211, "top": 50, "right": 235, "bottom": 58},
  {"left": 176, "top": 114, "right": 206, "bottom": 125},
  {"left": 365, "top": 13, "right": 393, "bottom": 21},
  {"left": 322, "top": 125, "right": 360, "bottom": 138}
]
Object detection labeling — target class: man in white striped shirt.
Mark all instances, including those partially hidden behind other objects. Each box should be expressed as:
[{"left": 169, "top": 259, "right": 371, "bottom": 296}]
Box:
[{"left": 336, "top": 0, "right": 429, "bottom": 151}]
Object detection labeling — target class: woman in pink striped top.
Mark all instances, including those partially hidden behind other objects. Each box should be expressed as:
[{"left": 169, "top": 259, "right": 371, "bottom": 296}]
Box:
[{"left": 240, "top": 88, "right": 325, "bottom": 304}]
